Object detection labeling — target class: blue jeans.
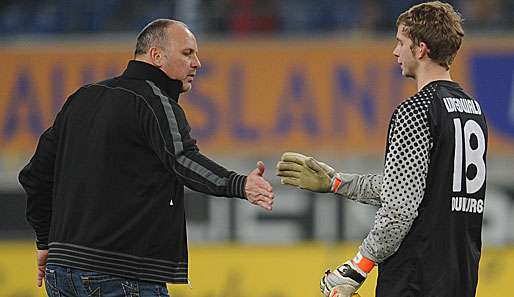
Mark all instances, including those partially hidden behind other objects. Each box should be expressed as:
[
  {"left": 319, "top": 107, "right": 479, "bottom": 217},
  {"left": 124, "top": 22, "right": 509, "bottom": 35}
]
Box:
[{"left": 45, "top": 264, "right": 169, "bottom": 297}]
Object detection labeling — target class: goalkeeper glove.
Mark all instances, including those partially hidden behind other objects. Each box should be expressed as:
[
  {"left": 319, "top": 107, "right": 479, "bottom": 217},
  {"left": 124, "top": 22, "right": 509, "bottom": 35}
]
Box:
[
  {"left": 320, "top": 252, "right": 375, "bottom": 297},
  {"left": 276, "top": 152, "right": 341, "bottom": 193},
  {"left": 278, "top": 152, "right": 336, "bottom": 177}
]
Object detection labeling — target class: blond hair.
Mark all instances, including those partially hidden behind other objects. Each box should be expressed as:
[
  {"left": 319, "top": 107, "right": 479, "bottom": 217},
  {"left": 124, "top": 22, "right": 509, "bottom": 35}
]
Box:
[{"left": 396, "top": 1, "right": 464, "bottom": 70}]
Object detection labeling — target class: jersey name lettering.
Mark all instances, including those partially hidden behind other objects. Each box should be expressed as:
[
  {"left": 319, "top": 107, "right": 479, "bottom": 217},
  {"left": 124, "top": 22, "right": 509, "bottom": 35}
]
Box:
[
  {"left": 443, "top": 97, "right": 482, "bottom": 115},
  {"left": 451, "top": 197, "right": 484, "bottom": 214}
]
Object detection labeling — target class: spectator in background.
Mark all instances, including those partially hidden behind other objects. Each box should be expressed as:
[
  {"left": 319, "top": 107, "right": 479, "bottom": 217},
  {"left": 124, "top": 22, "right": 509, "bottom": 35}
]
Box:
[
  {"left": 1, "top": 0, "right": 513, "bottom": 35},
  {"left": 228, "top": 0, "right": 278, "bottom": 34},
  {"left": 461, "top": 0, "right": 510, "bottom": 30},
  {"left": 198, "top": 0, "right": 231, "bottom": 33},
  {"left": 354, "top": 0, "right": 387, "bottom": 33},
  {"left": 19, "top": 19, "right": 274, "bottom": 297}
]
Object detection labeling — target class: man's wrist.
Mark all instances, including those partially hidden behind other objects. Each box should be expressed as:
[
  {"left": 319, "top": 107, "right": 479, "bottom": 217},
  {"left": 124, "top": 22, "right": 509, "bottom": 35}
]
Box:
[
  {"left": 228, "top": 173, "right": 247, "bottom": 199},
  {"left": 36, "top": 241, "right": 49, "bottom": 250}
]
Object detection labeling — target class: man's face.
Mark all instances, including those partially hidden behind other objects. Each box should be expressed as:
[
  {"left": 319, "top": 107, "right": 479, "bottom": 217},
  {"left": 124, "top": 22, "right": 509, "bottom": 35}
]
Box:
[
  {"left": 159, "top": 25, "right": 201, "bottom": 92},
  {"left": 393, "top": 24, "right": 418, "bottom": 79}
]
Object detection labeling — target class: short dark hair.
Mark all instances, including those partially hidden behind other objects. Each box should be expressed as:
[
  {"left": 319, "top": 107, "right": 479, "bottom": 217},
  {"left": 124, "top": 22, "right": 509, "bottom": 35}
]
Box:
[
  {"left": 396, "top": 1, "right": 464, "bottom": 70},
  {"left": 134, "top": 19, "right": 176, "bottom": 57}
]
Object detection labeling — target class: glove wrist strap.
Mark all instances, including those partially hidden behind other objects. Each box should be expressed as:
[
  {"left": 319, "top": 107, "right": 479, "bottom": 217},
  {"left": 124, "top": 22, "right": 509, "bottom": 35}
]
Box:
[
  {"left": 330, "top": 176, "right": 343, "bottom": 193},
  {"left": 352, "top": 252, "right": 375, "bottom": 273}
]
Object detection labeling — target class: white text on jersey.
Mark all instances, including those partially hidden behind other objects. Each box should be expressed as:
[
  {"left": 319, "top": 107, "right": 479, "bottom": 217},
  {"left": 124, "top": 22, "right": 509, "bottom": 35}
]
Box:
[
  {"left": 443, "top": 97, "right": 482, "bottom": 115},
  {"left": 451, "top": 196, "right": 484, "bottom": 214}
]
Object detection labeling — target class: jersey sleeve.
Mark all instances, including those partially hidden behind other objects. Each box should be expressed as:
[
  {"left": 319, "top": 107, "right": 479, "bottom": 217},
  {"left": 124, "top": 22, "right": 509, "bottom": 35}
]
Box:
[
  {"left": 359, "top": 98, "right": 433, "bottom": 263},
  {"left": 333, "top": 172, "right": 383, "bottom": 207}
]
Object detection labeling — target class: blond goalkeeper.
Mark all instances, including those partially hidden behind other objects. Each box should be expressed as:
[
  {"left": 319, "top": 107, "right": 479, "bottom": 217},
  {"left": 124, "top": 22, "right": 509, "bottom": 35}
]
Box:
[{"left": 277, "top": 2, "right": 487, "bottom": 297}]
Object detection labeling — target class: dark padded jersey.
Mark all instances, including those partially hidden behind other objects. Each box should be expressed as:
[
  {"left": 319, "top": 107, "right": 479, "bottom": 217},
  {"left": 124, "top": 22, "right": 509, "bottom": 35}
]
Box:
[
  {"left": 360, "top": 80, "right": 488, "bottom": 297},
  {"left": 322, "top": 79, "right": 487, "bottom": 296}
]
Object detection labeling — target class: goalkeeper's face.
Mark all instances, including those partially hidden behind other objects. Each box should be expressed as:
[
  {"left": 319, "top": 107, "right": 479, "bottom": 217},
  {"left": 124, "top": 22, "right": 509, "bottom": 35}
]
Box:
[
  {"left": 393, "top": 24, "right": 418, "bottom": 80},
  {"left": 160, "top": 25, "right": 202, "bottom": 93}
]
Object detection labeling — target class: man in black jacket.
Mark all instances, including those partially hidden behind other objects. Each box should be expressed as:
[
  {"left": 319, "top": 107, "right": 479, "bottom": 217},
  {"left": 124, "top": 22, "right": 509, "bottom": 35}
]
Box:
[{"left": 19, "top": 19, "right": 274, "bottom": 297}]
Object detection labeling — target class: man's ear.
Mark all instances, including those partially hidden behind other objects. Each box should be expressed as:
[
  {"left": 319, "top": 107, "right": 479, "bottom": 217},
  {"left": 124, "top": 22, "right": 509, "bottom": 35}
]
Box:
[
  {"left": 417, "top": 42, "right": 430, "bottom": 60},
  {"left": 148, "top": 47, "right": 164, "bottom": 67}
]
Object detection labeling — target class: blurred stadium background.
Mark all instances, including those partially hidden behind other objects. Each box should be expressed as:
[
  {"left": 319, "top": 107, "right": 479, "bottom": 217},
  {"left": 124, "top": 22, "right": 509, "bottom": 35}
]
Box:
[{"left": 1, "top": 0, "right": 514, "bottom": 296}]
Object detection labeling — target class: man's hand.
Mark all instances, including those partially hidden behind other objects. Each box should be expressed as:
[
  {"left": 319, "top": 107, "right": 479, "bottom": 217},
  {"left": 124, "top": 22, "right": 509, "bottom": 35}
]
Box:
[
  {"left": 320, "top": 261, "right": 367, "bottom": 297},
  {"left": 245, "top": 161, "right": 274, "bottom": 211},
  {"left": 37, "top": 249, "right": 49, "bottom": 287},
  {"left": 276, "top": 152, "right": 335, "bottom": 192}
]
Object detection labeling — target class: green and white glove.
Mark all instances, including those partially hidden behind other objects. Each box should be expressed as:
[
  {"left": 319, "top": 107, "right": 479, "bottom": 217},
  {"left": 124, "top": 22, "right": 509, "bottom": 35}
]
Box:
[
  {"left": 276, "top": 152, "right": 339, "bottom": 193},
  {"left": 320, "top": 252, "right": 375, "bottom": 297}
]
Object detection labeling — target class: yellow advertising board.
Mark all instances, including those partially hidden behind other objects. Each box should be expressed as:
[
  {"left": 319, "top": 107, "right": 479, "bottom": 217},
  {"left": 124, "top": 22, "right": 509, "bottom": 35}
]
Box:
[{"left": 1, "top": 242, "right": 513, "bottom": 297}]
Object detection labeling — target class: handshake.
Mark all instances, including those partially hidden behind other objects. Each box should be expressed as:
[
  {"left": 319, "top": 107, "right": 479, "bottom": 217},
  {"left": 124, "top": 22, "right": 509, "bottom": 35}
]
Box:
[
  {"left": 276, "top": 152, "right": 374, "bottom": 297},
  {"left": 276, "top": 152, "right": 342, "bottom": 193}
]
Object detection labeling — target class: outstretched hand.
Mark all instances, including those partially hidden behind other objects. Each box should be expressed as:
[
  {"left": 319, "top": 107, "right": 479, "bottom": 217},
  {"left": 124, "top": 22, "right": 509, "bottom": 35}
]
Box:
[
  {"left": 276, "top": 152, "right": 334, "bottom": 193},
  {"left": 245, "top": 161, "right": 274, "bottom": 211}
]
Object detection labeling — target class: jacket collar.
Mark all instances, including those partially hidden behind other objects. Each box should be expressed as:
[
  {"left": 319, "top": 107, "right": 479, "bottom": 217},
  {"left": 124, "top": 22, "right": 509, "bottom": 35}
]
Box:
[{"left": 122, "top": 60, "right": 182, "bottom": 102}]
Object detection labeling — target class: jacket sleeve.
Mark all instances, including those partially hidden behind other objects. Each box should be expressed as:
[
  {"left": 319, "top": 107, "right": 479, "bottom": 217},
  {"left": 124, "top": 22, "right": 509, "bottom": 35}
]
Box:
[
  {"left": 175, "top": 125, "right": 247, "bottom": 198},
  {"left": 18, "top": 125, "right": 58, "bottom": 250},
  {"left": 138, "top": 96, "right": 247, "bottom": 199}
]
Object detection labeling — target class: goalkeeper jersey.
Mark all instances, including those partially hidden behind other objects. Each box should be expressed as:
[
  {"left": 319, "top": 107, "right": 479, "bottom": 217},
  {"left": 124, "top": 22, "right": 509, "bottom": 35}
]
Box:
[{"left": 359, "top": 80, "right": 487, "bottom": 297}]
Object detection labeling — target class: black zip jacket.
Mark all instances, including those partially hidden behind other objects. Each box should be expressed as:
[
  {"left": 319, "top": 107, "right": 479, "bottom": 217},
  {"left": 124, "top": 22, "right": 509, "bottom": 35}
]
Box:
[{"left": 19, "top": 60, "right": 247, "bottom": 283}]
